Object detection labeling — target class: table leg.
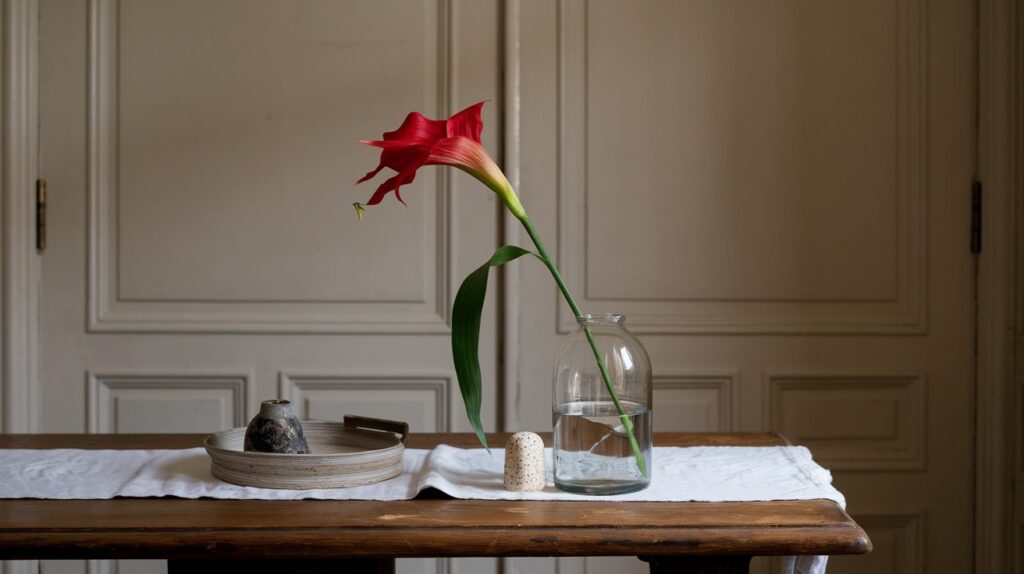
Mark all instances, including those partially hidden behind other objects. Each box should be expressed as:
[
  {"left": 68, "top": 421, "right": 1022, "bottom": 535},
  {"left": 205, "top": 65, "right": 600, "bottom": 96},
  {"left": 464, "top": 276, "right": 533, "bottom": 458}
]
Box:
[
  {"left": 640, "top": 555, "right": 751, "bottom": 574},
  {"left": 167, "top": 558, "right": 395, "bottom": 574}
]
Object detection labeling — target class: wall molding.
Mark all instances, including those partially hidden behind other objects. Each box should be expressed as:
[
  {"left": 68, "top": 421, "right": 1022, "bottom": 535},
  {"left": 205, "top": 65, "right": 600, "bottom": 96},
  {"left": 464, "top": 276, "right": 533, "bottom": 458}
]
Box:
[
  {"left": 764, "top": 372, "right": 927, "bottom": 471},
  {"left": 278, "top": 371, "right": 453, "bottom": 432},
  {"left": 555, "top": 0, "right": 927, "bottom": 335},
  {"left": 653, "top": 371, "right": 737, "bottom": 432},
  {"left": 851, "top": 512, "right": 925, "bottom": 574},
  {"left": 85, "top": 0, "right": 454, "bottom": 335},
  {"left": 817, "top": 512, "right": 925, "bottom": 574},
  {"left": 758, "top": 512, "right": 925, "bottom": 574},
  {"left": 86, "top": 371, "right": 253, "bottom": 433},
  {"left": 500, "top": 0, "right": 523, "bottom": 435}
]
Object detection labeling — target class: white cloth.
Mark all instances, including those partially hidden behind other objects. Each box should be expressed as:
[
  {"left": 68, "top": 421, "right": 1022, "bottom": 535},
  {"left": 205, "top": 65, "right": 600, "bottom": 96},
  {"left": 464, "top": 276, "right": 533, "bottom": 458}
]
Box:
[
  {"left": 0, "top": 446, "right": 840, "bottom": 573},
  {"left": 0, "top": 445, "right": 844, "bottom": 504}
]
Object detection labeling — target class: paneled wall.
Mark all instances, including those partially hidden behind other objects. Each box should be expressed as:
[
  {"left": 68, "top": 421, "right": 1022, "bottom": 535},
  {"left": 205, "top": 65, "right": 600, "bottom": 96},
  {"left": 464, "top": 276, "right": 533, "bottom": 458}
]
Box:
[
  {"left": 39, "top": 0, "right": 501, "bottom": 445},
  {"left": 555, "top": 0, "right": 925, "bottom": 336},
  {"left": 17, "top": 1, "right": 979, "bottom": 574},
  {"left": 511, "top": 0, "right": 974, "bottom": 573},
  {"left": 35, "top": 1, "right": 502, "bottom": 574}
]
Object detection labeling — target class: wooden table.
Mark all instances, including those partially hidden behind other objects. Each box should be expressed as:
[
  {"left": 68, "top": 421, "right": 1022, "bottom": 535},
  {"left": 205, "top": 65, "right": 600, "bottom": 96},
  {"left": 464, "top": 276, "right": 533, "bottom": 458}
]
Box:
[{"left": 0, "top": 433, "right": 870, "bottom": 573}]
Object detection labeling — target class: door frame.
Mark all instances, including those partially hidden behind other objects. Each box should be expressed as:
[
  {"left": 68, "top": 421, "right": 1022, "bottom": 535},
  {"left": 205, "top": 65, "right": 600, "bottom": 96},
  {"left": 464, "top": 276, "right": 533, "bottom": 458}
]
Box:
[
  {"left": 1, "top": 3, "right": 41, "bottom": 574},
  {"left": 2, "top": 0, "right": 1019, "bottom": 570},
  {"left": 976, "top": 0, "right": 1021, "bottom": 570},
  {"left": 1, "top": 0, "right": 39, "bottom": 435}
]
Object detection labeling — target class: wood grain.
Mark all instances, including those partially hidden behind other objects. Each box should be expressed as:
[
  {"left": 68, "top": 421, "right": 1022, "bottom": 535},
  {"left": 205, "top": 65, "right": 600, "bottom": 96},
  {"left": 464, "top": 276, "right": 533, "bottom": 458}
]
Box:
[
  {"left": 205, "top": 421, "right": 405, "bottom": 489},
  {"left": 0, "top": 433, "right": 868, "bottom": 560}
]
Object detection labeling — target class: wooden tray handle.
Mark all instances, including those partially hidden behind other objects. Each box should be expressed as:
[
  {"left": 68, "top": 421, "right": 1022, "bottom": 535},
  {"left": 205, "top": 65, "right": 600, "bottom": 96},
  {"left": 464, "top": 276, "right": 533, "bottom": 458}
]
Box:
[{"left": 343, "top": 415, "right": 409, "bottom": 445}]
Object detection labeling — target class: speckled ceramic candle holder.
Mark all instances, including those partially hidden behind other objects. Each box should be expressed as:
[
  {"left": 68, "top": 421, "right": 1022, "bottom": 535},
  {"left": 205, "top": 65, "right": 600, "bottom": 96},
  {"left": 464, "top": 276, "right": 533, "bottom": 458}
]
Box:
[{"left": 503, "top": 432, "right": 546, "bottom": 492}]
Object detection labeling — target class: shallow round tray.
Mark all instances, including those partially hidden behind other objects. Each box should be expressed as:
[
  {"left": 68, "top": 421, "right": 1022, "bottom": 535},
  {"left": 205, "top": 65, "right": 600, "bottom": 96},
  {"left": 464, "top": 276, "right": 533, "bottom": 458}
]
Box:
[{"left": 205, "top": 415, "right": 408, "bottom": 489}]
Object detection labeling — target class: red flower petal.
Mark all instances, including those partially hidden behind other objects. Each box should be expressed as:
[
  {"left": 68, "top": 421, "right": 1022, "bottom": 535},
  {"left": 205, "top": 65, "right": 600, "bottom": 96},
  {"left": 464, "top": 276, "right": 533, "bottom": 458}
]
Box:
[
  {"left": 355, "top": 110, "right": 445, "bottom": 188},
  {"left": 427, "top": 136, "right": 500, "bottom": 183},
  {"left": 445, "top": 102, "right": 485, "bottom": 142},
  {"left": 357, "top": 102, "right": 505, "bottom": 210},
  {"left": 356, "top": 140, "right": 430, "bottom": 186},
  {"left": 383, "top": 111, "right": 446, "bottom": 145},
  {"left": 364, "top": 153, "right": 428, "bottom": 207},
  {"left": 428, "top": 136, "right": 524, "bottom": 218}
]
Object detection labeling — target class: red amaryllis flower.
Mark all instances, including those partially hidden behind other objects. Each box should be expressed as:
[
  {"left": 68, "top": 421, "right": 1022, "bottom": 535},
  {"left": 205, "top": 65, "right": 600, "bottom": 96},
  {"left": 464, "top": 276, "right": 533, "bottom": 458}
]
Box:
[
  {"left": 353, "top": 101, "right": 647, "bottom": 477},
  {"left": 355, "top": 102, "right": 525, "bottom": 220}
]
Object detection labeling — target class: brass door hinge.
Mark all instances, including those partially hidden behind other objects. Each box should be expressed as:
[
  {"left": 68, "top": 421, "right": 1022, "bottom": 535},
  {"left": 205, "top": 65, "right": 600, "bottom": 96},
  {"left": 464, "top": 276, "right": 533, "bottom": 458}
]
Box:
[{"left": 36, "top": 178, "right": 46, "bottom": 252}]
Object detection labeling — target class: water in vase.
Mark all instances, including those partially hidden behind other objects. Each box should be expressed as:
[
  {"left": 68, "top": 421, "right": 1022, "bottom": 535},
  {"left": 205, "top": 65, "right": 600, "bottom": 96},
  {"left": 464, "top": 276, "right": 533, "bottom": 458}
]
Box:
[{"left": 552, "top": 400, "right": 652, "bottom": 494}]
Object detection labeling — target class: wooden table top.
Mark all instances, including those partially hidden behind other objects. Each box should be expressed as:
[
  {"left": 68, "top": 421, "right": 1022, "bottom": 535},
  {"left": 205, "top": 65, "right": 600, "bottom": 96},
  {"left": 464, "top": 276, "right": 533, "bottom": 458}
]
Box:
[{"left": 0, "top": 433, "right": 871, "bottom": 560}]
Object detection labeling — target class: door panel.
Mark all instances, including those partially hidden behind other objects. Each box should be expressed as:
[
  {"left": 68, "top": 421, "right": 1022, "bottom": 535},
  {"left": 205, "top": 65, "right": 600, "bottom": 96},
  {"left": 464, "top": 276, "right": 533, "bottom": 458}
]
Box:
[
  {"left": 561, "top": 0, "right": 922, "bottom": 335},
  {"left": 515, "top": 0, "right": 974, "bottom": 573},
  {"left": 38, "top": 1, "right": 501, "bottom": 574},
  {"left": 91, "top": 0, "right": 450, "bottom": 334}
]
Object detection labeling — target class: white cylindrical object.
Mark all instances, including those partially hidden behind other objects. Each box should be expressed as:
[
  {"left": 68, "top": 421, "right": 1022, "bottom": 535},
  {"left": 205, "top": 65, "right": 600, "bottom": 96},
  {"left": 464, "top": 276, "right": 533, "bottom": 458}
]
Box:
[{"left": 504, "top": 432, "right": 546, "bottom": 491}]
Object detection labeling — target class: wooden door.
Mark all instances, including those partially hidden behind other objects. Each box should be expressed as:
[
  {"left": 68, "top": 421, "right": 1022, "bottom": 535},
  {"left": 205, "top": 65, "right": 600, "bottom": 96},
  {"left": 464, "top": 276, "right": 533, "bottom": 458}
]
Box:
[
  {"left": 511, "top": 0, "right": 975, "bottom": 573},
  {"left": 36, "top": 1, "right": 501, "bottom": 574}
]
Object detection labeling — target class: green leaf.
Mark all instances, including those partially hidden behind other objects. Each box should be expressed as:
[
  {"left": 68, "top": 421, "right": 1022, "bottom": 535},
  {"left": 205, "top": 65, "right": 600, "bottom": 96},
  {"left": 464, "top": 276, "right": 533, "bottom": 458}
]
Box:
[{"left": 452, "top": 245, "right": 538, "bottom": 449}]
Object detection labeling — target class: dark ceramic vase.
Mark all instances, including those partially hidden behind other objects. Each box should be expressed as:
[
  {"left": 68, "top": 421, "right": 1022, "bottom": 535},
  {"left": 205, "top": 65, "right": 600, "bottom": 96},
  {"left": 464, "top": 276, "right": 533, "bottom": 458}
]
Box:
[{"left": 244, "top": 399, "right": 311, "bottom": 454}]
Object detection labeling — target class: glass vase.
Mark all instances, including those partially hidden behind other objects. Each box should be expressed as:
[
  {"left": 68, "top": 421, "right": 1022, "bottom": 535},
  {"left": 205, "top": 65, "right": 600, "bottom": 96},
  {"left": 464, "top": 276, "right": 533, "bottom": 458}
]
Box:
[{"left": 552, "top": 313, "right": 652, "bottom": 494}]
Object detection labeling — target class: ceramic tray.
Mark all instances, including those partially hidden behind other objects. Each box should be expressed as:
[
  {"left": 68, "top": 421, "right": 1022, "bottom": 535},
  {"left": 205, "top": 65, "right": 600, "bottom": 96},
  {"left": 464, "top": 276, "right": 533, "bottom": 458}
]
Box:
[{"left": 204, "top": 415, "right": 408, "bottom": 489}]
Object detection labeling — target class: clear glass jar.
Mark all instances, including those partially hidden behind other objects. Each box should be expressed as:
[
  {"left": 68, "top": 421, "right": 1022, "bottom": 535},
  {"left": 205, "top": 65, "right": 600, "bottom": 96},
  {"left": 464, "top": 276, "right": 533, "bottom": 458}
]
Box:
[{"left": 552, "top": 313, "right": 652, "bottom": 494}]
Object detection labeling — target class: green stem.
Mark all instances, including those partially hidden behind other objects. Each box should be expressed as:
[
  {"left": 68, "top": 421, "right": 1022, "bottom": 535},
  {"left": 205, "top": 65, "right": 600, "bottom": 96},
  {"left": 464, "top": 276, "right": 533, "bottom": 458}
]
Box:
[{"left": 520, "top": 217, "right": 648, "bottom": 477}]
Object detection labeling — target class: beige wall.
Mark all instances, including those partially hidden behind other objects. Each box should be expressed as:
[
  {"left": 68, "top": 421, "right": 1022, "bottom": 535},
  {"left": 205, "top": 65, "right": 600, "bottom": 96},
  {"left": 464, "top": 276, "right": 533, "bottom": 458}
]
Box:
[{"left": 5, "top": 1, "right": 1020, "bottom": 574}]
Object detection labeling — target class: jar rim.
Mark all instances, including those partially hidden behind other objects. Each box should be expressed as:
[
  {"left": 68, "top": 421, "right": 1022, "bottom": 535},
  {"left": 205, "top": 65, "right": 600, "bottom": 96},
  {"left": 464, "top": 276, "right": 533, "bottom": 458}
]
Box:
[{"left": 576, "top": 313, "right": 624, "bottom": 325}]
